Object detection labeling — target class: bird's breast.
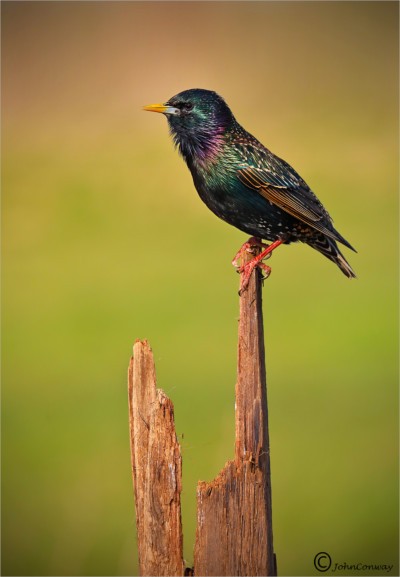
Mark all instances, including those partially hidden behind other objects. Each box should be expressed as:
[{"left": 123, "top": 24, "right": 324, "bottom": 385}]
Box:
[{"left": 189, "top": 158, "right": 235, "bottom": 217}]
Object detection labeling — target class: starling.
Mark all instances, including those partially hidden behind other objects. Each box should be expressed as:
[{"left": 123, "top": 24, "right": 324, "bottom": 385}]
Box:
[{"left": 144, "top": 89, "right": 356, "bottom": 294}]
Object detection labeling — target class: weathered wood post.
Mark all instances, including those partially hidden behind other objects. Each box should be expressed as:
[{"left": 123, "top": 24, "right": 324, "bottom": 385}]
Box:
[
  {"left": 128, "top": 245, "right": 276, "bottom": 576},
  {"left": 194, "top": 246, "right": 276, "bottom": 575},
  {"left": 128, "top": 341, "right": 184, "bottom": 576}
]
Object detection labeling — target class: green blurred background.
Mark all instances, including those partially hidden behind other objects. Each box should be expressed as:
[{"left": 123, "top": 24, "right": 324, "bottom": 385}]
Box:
[{"left": 2, "top": 2, "right": 398, "bottom": 575}]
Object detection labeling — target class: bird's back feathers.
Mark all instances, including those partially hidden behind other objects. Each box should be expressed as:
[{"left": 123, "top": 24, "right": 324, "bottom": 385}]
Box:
[{"left": 230, "top": 132, "right": 356, "bottom": 252}]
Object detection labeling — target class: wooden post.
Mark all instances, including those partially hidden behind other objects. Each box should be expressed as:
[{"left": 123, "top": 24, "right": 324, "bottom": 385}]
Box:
[
  {"left": 128, "top": 339, "right": 184, "bottom": 576},
  {"left": 194, "top": 245, "right": 276, "bottom": 576},
  {"left": 128, "top": 245, "right": 276, "bottom": 576}
]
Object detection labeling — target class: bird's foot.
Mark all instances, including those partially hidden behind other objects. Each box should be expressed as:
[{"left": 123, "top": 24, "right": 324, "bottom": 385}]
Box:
[
  {"left": 238, "top": 260, "right": 271, "bottom": 296},
  {"left": 231, "top": 236, "right": 270, "bottom": 269},
  {"left": 258, "top": 262, "right": 272, "bottom": 281},
  {"left": 236, "top": 238, "right": 285, "bottom": 296}
]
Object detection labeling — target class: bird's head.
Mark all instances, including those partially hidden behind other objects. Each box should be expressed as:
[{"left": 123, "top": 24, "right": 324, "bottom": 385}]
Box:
[{"left": 144, "top": 89, "right": 235, "bottom": 162}]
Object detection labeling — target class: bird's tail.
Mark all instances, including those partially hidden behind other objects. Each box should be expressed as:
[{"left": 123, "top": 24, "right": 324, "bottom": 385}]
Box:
[{"left": 309, "top": 235, "right": 357, "bottom": 279}]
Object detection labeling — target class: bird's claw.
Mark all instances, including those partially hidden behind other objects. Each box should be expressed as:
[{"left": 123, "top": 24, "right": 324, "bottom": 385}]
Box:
[
  {"left": 232, "top": 236, "right": 271, "bottom": 269},
  {"left": 238, "top": 261, "right": 271, "bottom": 295},
  {"left": 234, "top": 237, "right": 284, "bottom": 295},
  {"left": 258, "top": 262, "right": 272, "bottom": 280}
]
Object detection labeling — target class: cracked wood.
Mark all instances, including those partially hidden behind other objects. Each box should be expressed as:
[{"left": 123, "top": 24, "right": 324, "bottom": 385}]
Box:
[
  {"left": 128, "top": 340, "right": 184, "bottom": 576},
  {"left": 194, "top": 245, "right": 276, "bottom": 576}
]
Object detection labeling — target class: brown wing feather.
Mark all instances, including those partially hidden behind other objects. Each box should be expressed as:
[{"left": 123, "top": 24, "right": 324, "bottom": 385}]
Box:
[{"left": 237, "top": 166, "right": 341, "bottom": 242}]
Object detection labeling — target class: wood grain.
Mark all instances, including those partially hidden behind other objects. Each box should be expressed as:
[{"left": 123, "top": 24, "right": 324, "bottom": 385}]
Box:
[
  {"left": 129, "top": 245, "right": 276, "bottom": 575},
  {"left": 128, "top": 339, "right": 184, "bottom": 576},
  {"left": 194, "top": 246, "right": 275, "bottom": 576}
]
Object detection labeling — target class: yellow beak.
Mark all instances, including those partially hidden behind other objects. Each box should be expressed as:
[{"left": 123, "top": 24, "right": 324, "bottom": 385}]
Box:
[{"left": 143, "top": 103, "right": 180, "bottom": 115}]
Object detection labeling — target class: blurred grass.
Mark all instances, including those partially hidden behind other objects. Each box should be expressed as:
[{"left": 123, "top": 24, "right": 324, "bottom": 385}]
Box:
[{"left": 2, "top": 2, "right": 399, "bottom": 576}]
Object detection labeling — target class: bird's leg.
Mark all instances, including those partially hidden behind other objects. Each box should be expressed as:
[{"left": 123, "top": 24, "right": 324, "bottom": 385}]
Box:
[
  {"left": 238, "top": 239, "right": 284, "bottom": 296},
  {"left": 232, "top": 236, "right": 270, "bottom": 269}
]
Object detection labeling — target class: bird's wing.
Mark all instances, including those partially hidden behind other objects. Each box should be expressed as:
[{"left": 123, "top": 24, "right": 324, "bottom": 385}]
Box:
[{"left": 235, "top": 142, "right": 345, "bottom": 243}]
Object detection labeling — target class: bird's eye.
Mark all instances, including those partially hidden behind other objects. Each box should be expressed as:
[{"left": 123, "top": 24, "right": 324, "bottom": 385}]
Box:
[{"left": 184, "top": 102, "right": 194, "bottom": 111}]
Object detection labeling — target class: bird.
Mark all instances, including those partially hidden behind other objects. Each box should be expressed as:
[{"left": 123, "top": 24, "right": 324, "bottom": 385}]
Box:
[{"left": 144, "top": 89, "right": 356, "bottom": 295}]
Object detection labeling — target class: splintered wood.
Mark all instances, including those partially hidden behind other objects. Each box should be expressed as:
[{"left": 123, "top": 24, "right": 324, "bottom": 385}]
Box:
[
  {"left": 128, "top": 340, "right": 184, "bottom": 576},
  {"left": 194, "top": 461, "right": 273, "bottom": 575},
  {"left": 194, "top": 246, "right": 275, "bottom": 576},
  {"left": 129, "top": 245, "right": 275, "bottom": 576}
]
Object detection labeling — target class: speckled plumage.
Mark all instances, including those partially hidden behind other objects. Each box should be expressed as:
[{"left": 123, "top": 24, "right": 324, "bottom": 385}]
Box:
[{"left": 145, "top": 88, "right": 356, "bottom": 281}]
